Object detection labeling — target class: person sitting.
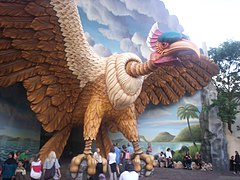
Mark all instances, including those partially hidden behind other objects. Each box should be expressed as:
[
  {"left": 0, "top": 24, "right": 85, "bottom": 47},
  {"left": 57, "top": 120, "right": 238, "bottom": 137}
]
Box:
[
  {"left": 165, "top": 148, "right": 173, "bottom": 168},
  {"left": 119, "top": 162, "right": 138, "bottom": 180},
  {"left": 194, "top": 152, "right": 202, "bottom": 169},
  {"left": 2, "top": 152, "right": 17, "bottom": 180},
  {"left": 15, "top": 160, "right": 27, "bottom": 180},
  {"left": 158, "top": 152, "right": 166, "bottom": 167},
  {"left": 183, "top": 152, "right": 192, "bottom": 170}
]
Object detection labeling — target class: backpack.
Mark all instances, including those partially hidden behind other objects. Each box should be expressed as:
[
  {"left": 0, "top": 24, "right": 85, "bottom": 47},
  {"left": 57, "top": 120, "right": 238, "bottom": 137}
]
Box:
[{"left": 44, "top": 162, "right": 55, "bottom": 180}]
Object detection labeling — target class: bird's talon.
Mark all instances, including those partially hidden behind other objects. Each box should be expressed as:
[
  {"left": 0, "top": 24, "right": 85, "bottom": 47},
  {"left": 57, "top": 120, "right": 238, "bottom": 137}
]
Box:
[
  {"left": 70, "top": 154, "right": 97, "bottom": 177},
  {"left": 132, "top": 153, "right": 154, "bottom": 176}
]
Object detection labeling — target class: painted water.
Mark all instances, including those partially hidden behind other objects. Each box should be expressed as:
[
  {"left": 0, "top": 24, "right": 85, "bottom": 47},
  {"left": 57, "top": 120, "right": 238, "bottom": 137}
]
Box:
[
  {"left": 139, "top": 142, "right": 200, "bottom": 155},
  {"left": 0, "top": 140, "right": 40, "bottom": 161},
  {"left": 114, "top": 141, "right": 200, "bottom": 156}
]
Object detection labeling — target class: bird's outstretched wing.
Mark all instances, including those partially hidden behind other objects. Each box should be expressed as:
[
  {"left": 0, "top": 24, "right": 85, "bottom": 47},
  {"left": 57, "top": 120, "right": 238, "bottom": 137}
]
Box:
[
  {"left": 0, "top": 0, "right": 103, "bottom": 132},
  {"left": 135, "top": 55, "right": 218, "bottom": 114}
]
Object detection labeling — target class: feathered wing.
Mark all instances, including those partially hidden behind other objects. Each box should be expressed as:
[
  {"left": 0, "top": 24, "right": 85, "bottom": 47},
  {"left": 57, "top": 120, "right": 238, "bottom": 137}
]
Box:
[
  {"left": 0, "top": 0, "right": 102, "bottom": 158},
  {"left": 135, "top": 55, "right": 219, "bottom": 114}
]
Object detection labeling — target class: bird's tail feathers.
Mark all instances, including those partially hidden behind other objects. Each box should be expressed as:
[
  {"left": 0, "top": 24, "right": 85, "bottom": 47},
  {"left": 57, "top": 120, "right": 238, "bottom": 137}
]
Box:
[
  {"left": 39, "top": 124, "right": 72, "bottom": 162},
  {"left": 96, "top": 124, "right": 112, "bottom": 158}
]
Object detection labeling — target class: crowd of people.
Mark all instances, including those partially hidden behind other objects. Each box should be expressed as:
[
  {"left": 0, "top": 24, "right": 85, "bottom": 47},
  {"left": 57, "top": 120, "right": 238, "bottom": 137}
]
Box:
[
  {"left": 0, "top": 150, "right": 61, "bottom": 180},
  {"left": 2, "top": 145, "right": 238, "bottom": 179},
  {"left": 90, "top": 143, "right": 137, "bottom": 180},
  {"left": 157, "top": 148, "right": 203, "bottom": 170}
]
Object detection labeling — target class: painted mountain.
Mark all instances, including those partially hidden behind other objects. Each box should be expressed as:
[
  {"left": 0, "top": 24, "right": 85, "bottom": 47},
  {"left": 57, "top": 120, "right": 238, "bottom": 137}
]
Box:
[{"left": 152, "top": 132, "right": 175, "bottom": 142}]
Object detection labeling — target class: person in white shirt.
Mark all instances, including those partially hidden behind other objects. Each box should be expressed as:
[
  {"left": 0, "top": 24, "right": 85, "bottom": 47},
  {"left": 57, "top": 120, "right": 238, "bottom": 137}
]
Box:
[
  {"left": 93, "top": 148, "right": 103, "bottom": 179},
  {"left": 119, "top": 162, "right": 138, "bottom": 180},
  {"left": 108, "top": 147, "right": 117, "bottom": 180},
  {"left": 30, "top": 154, "right": 42, "bottom": 180},
  {"left": 165, "top": 148, "right": 173, "bottom": 168}
]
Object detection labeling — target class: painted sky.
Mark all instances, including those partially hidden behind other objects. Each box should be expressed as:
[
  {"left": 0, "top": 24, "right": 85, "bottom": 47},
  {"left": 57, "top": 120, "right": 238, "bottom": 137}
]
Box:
[
  {"left": 162, "top": 0, "right": 240, "bottom": 49},
  {"left": 76, "top": 0, "right": 204, "bottom": 140}
]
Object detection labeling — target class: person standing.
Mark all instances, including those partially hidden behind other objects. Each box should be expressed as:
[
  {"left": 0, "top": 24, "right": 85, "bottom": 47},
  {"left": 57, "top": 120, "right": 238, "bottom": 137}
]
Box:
[
  {"left": 15, "top": 160, "right": 27, "bottom": 180},
  {"left": 146, "top": 143, "right": 152, "bottom": 155},
  {"left": 127, "top": 144, "right": 133, "bottom": 155},
  {"left": 30, "top": 154, "right": 42, "bottom": 180},
  {"left": 114, "top": 143, "right": 121, "bottom": 176},
  {"left": 121, "top": 145, "right": 130, "bottom": 171},
  {"left": 43, "top": 151, "right": 61, "bottom": 180},
  {"left": 234, "top": 151, "right": 240, "bottom": 175},
  {"left": 165, "top": 148, "right": 173, "bottom": 168},
  {"left": 2, "top": 152, "right": 17, "bottom": 180},
  {"left": 18, "top": 150, "right": 30, "bottom": 172},
  {"left": 93, "top": 148, "right": 103, "bottom": 179},
  {"left": 108, "top": 147, "right": 117, "bottom": 180}
]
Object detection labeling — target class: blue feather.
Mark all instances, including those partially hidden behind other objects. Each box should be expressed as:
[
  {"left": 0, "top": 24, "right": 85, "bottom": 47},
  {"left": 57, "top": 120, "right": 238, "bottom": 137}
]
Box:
[{"left": 158, "top": 32, "right": 188, "bottom": 43}]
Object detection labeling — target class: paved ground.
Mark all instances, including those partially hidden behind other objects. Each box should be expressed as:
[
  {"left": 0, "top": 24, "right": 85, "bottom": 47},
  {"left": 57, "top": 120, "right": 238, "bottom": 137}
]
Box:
[
  {"left": 139, "top": 167, "right": 240, "bottom": 180},
  {"left": 60, "top": 161, "right": 240, "bottom": 180}
]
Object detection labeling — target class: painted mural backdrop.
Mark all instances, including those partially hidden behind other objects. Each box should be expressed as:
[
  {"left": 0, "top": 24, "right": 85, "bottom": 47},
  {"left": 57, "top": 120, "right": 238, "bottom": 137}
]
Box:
[
  {"left": 0, "top": 84, "right": 41, "bottom": 161},
  {"left": 0, "top": 0, "right": 202, "bottom": 160},
  {"left": 77, "top": 0, "right": 201, "bottom": 155}
]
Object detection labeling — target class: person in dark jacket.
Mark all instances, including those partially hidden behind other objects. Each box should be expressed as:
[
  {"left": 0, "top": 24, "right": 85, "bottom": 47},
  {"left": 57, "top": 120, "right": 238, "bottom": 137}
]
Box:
[
  {"left": 229, "top": 156, "right": 235, "bottom": 171},
  {"left": 234, "top": 151, "right": 240, "bottom": 174},
  {"left": 2, "top": 152, "right": 17, "bottom": 180}
]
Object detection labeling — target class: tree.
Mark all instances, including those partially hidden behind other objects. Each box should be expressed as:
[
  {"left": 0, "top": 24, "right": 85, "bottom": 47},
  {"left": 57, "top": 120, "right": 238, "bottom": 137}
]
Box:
[
  {"left": 177, "top": 104, "right": 200, "bottom": 148},
  {"left": 208, "top": 41, "right": 240, "bottom": 132}
]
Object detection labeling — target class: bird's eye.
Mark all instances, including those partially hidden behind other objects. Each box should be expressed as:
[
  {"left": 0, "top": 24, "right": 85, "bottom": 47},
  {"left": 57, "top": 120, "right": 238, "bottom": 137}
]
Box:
[{"left": 161, "top": 42, "right": 169, "bottom": 48}]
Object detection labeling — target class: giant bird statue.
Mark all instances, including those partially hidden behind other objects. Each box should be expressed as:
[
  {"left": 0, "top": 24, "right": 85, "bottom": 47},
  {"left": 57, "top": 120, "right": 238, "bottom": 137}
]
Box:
[{"left": 0, "top": 0, "right": 218, "bottom": 176}]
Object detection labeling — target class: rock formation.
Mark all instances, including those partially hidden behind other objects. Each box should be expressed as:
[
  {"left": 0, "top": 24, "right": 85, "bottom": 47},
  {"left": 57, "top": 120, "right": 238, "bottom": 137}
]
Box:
[{"left": 199, "top": 82, "right": 229, "bottom": 172}]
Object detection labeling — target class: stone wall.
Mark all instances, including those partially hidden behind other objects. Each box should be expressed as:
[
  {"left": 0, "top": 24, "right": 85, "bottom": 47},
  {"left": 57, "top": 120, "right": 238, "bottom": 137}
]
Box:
[{"left": 199, "top": 82, "right": 229, "bottom": 172}]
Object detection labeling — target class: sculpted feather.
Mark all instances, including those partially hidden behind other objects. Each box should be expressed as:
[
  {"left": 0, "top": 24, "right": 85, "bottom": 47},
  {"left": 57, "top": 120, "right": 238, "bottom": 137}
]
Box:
[{"left": 0, "top": 0, "right": 218, "bottom": 176}]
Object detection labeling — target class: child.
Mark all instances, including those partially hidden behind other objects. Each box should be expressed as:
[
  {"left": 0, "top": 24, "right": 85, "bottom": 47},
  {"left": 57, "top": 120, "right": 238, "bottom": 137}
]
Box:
[
  {"left": 230, "top": 156, "right": 235, "bottom": 171},
  {"left": 15, "top": 161, "right": 27, "bottom": 180}
]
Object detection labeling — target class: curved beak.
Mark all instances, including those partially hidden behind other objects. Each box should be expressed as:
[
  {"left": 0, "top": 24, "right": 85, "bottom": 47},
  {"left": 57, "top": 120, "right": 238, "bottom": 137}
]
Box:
[{"left": 162, "top": 39, "right": 200, "bottom": 60}]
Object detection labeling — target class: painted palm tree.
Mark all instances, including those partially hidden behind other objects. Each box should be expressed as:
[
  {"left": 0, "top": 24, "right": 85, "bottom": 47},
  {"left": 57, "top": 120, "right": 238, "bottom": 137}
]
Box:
[{"left": 177, "top": 104, "right": 200, "bottom": 148}]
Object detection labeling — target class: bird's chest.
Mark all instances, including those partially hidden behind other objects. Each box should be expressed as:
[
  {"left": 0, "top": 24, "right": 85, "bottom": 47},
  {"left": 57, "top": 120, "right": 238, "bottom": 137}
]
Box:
[{"left": 105, "top": 54, "right": 144, "bottom": 110}]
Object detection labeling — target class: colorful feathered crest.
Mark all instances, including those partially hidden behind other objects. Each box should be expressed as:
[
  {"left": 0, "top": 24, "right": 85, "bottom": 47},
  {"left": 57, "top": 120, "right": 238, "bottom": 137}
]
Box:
[{"left": 146, "top": 22, "right": 162, "bottom": 52}]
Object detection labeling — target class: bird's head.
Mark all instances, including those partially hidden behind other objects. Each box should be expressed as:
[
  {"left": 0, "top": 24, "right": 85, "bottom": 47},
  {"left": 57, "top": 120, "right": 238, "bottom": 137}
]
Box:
[{"left": 147, "top": 23, "right": 200, "bottom": 64}]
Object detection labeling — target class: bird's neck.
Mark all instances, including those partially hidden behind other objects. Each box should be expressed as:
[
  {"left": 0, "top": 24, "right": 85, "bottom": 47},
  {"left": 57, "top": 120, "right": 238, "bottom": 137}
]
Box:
[{"left": 125, "top": 60, "right": 159, "bottom": 77}]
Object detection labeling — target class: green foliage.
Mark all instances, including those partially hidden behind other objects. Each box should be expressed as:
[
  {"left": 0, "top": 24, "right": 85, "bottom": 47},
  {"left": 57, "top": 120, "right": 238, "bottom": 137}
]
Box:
[
  {"left": 173, "top": 124, "right": 201, "bottom": 142},
  {"left": 208, "top": 41, "right": 240, "bottom": 131},
  {"left": 177, "top": 104, "right": 200, "bottom": 147},
  {"left": 173, "top": 145, "right": 201, "bottom": 162},
  {"left": 208, "top": 94, "right": 239, "bottom": 124},
  {"left": 177, "top": 104, "right": 200, "bottom": 120},
  {"left": 209, "top": 41, "right": 240, "bottom": 94}
]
